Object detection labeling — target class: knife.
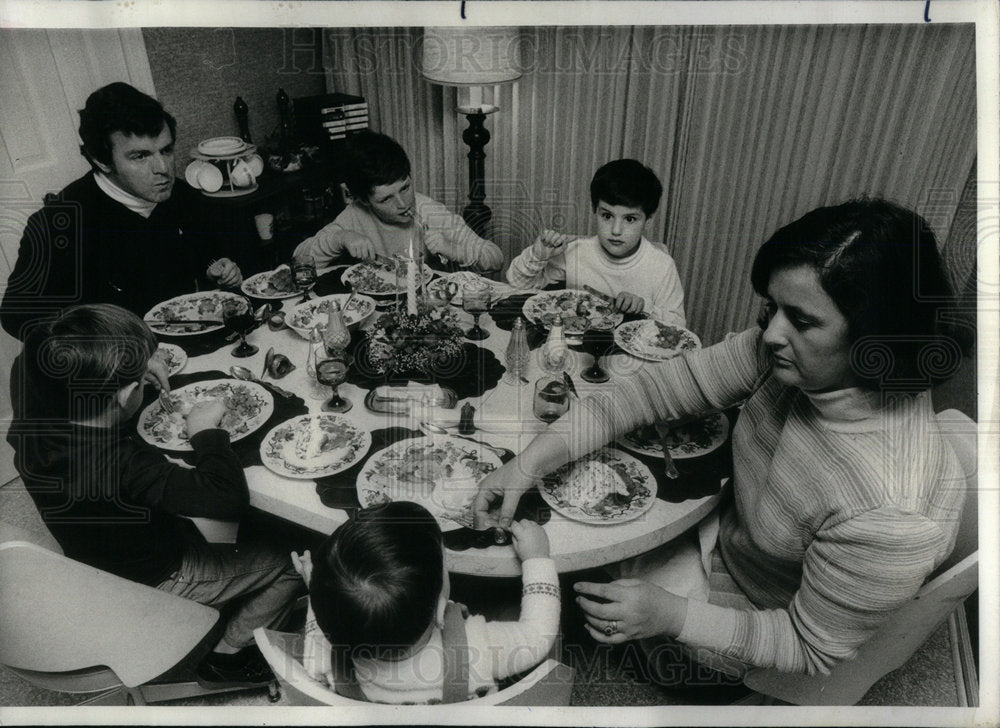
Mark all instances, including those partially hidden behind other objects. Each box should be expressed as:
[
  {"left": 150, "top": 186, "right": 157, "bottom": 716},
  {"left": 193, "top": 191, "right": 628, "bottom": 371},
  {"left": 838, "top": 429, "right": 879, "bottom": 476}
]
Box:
[
  {"left": 145, "top": 318, "right": 223, "bottom": 326},
  {"left": 653, "top": 421, "right": 681, "bottom": 479},
  {"left": 563, "top": 371, "right": 579, "bottom": 398}
]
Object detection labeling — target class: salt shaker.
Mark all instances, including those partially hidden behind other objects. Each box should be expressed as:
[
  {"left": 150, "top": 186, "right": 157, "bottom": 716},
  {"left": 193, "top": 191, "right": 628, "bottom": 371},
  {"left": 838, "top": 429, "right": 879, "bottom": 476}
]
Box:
[
  {"left": 458, "top": 403, "right": 476, "bottom": 435},
  {"left": 505, "top": 317, "right": 530, "bottom": 384}
]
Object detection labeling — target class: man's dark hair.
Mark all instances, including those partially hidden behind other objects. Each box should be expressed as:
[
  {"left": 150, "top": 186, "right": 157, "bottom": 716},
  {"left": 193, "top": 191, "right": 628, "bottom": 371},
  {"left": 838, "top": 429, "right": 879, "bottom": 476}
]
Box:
[
  {"left": 78, "top": 82, "right": 176, "bottom": 171},
  {"left": 342, "top": 131, "right": 411, "bottom": 201},
  {"left": 589, "top": 159, "right": 663, "bottom": 217}
]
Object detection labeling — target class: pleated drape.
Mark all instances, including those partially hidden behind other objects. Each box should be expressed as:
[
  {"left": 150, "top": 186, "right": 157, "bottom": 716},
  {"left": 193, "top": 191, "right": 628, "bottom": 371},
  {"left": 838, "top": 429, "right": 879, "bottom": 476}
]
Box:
[{"left": 323, "top": 24, "right": 976, "bottom": 344}]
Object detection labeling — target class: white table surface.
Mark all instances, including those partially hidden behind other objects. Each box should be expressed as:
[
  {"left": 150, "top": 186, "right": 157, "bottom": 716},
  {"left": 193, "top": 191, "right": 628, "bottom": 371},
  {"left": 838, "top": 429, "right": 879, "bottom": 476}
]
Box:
[{"left": 170, "top": 272, "right": 720, "bottom": 577}]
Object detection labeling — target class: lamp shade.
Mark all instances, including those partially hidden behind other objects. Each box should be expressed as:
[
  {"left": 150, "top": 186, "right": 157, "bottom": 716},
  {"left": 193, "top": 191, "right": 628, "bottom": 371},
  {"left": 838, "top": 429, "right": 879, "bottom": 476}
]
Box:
[{"left": 421, "top": 27, "right": 522, "bottom": 86}]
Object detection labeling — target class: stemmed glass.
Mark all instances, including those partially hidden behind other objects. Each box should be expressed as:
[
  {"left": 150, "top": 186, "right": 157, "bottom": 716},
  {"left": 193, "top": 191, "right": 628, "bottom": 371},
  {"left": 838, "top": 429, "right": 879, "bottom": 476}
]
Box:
[
  {"left": 313, "top": 347, "right": 352, "bottom": 413},
  {"left": 223, "top": 298, "right": 258, "bottom": 358},
  {"left": 462, "top": 280, "right": 491, "bottom": 340},
  {"left": 292, "top": 253, "right": 317, "bottom": 304},
  {"left": 579, "top": 326, "right": 614, "bottom": 383}
]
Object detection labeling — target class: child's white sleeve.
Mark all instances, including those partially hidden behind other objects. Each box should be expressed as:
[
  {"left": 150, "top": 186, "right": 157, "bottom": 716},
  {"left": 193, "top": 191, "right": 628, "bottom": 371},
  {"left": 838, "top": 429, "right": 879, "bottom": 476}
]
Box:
[
  {"left": 506, "top": 246, "right": 566, "bottom": 289},
  {"left": 470, "top": 557, "right": 561, "bottom": 682},
  {"left": 647, "top": 254, "right": 687, "bottom": 328}
]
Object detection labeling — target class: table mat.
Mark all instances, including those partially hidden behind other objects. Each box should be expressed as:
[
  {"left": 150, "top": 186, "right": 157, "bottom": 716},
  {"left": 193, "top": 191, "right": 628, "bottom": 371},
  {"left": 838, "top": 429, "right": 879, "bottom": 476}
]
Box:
[
  {"left": 314, "top": 427, "right": 551, "bottom": 549},
  {"left": 155, "top": 326, "right": 250, "bottom": 358},
  {"left": 488, "top": 294, "right": 546, "bottom": 350},
  {"left": 132, "top": 369, "right": 308, "bottom": 469}
]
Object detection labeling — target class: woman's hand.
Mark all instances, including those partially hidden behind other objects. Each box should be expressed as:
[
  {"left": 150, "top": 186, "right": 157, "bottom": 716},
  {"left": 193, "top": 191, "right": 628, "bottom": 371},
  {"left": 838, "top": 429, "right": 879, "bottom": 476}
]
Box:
[
  {"left": 207, "top": 257, "right": 243, "bottom": 287},
  {"left": 472, "top": 459, "right": 536, "bottom": 530},
  {"left": 574, "top": 578, "right": 688, "bottom": 644}
]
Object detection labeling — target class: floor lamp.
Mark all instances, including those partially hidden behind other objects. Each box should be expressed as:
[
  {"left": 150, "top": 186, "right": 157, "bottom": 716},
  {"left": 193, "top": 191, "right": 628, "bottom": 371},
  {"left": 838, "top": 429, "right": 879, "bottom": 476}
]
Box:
[{"left": 421, "top": 27, "right": 521, "bottom": 239}]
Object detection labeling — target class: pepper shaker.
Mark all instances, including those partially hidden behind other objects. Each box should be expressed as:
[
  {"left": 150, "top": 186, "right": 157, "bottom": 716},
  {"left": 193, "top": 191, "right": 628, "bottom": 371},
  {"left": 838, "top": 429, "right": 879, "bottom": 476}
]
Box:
[{"left": 458, "top": 403, "right": 476, "bottom": 435}]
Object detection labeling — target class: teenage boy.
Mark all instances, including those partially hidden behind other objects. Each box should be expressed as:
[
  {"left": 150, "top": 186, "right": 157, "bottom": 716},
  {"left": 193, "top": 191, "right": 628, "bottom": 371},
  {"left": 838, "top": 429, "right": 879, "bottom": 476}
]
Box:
[
  {"left": 7, "top": 304, "right": 300, "bottom": 686},
  {"left": 507, "top": 159, "right": 686, "bottom": 327},
  {"left": 293, "top": 131, "right": 504, "bottom": 272},
  {"left": 1, "top": 82, "right": 242, "bottom": 340}
]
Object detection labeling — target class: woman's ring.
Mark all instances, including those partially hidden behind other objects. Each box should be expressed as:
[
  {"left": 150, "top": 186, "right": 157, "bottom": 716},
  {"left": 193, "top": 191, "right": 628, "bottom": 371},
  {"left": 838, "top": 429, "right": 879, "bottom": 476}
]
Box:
[{"left": 604, "top": 621, "right": 618, "bottom": 636}]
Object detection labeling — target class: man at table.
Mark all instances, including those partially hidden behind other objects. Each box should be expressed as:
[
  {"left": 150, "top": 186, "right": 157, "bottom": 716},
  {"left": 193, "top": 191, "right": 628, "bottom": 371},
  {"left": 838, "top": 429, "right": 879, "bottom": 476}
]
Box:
[
  {"left": 0, "top": 82, "right": 243, "bottom": 341},
  {"left": 292, "top": 131, "right": 504, "bottom": 272}
]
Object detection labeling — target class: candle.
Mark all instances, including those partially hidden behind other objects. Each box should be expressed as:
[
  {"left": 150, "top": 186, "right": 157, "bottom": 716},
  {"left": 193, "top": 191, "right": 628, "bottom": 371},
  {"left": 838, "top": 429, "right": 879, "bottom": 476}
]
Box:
[{"left": 406, "top": 234, "right": 418, "bottom": 316}]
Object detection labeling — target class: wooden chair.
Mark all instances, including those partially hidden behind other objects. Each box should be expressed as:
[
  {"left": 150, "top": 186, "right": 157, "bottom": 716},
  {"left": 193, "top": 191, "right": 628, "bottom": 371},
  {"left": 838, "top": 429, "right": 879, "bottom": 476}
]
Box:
[
  {"left": 0, "top": 539, "right": 254, "bottom": 705},
  {"left": 254, "top": 627, "right": 576, "bottom": 706},
  {"left": 743, "top": 409, "right": 979, "bottom": 705}
]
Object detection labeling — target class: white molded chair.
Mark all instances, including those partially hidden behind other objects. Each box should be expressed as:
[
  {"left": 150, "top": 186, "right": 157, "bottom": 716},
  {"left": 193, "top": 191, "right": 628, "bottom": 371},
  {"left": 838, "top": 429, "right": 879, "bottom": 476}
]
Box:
[
  {"left": 0, "top": 539, "right": 251, "bottom": 705},
  {"left": 743, "top": 409, "right": 979, "bottom": 705},
  {"left": 254, "top": 627, "right": 576, "bottom": 706}
]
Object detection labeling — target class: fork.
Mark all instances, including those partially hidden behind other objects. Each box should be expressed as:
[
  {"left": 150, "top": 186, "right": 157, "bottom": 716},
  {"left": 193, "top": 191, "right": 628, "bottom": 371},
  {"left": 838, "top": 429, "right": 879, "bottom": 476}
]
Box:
[{"left": 158, "top": 389, "right": 175, "bottom": 414}]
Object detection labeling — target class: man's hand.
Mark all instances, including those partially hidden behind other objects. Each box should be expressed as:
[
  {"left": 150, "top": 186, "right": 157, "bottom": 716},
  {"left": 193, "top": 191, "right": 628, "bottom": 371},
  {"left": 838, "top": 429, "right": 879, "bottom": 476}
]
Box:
[
  {"left": 530, "top": 230, "right": 575, "bottom": 261},
  {"left": 207, "top": 258, "right": 242, "bottom": 288},
  {"left": 342, "top": 232, "right": 378, "bottom": 261},
  {"left": 186, "top": 399, "right": 226, "bottom": 437},
  {"left": 613, "top": 292, "right": 646, "bottom": 315}
]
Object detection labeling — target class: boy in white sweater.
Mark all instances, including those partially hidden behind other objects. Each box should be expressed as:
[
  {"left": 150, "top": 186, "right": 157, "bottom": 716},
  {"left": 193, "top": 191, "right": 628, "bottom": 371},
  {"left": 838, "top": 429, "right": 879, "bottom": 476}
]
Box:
[{"left": 507, "top": 159, "right": 686, "bottom": 327}]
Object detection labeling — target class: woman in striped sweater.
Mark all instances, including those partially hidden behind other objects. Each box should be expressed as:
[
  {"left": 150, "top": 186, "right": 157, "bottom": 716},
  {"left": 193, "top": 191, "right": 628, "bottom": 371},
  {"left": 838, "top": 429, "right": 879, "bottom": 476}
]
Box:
[{"left": 473, "top": 199, "right": 966, "bottom": 678}]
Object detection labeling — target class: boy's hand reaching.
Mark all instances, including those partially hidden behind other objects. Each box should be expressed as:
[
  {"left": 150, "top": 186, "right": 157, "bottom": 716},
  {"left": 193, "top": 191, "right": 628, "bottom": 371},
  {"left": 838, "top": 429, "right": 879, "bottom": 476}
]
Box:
[
  {"left": 531, "top": 230, "right": 575, "bottom": 261},
  {"left": 510, "top": 519, "right": 550, "bottom": 560},
  {"left": 186, "top": 399, "right": 227, "bottom": 437},
  {"left": 343, "top": 232, "right": 378, "bottom": 261},
  {"left": 614, "top": 292, "right": 646, "bottom": 315}
]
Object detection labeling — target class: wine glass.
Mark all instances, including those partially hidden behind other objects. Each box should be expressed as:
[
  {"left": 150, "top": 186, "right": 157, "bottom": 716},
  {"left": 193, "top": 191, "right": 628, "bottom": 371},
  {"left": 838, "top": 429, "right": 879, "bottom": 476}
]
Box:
[
  {"left": 580, "top": 326, "right": 614, "bottom": 383},
  {"left": 533, "top": 376, "right": 570, "bottom": 422},
  {"left": 313, "top": 348, "right": 352, "bottom": 413},
  {"left": 292, "top": 253, "right": 317, "bottom": 304},
  {"left": 223, "top": 299, "right": 258, "bottom": 358},
  {"left": 462, "top": 280, "right": 491, "bottom": 340}
]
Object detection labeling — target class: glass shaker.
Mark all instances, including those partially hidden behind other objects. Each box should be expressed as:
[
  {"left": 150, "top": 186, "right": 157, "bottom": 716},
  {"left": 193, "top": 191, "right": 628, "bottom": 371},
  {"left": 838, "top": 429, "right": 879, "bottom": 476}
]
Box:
[
  {"left": 540, "top": 313, "right": 569, "bottom": 374},
  {"left": 505, "top": 317, "right": 530, "bottom": 385}
]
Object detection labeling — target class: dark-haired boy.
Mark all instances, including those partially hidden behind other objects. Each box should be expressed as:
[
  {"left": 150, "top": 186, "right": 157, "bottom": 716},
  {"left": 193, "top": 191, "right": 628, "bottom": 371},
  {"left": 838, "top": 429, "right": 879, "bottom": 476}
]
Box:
[
  {"left": 8, "top": 304, "right": 300, "bottom": 686},
  {"left": 293, "top": 131, "right": 504, "bottom": 272},
  {"left": 0, "top": 82, "right": 242, "bottom": 340},
  {"left": 507, "top": 159, "right": 686, "bottom": 326}
]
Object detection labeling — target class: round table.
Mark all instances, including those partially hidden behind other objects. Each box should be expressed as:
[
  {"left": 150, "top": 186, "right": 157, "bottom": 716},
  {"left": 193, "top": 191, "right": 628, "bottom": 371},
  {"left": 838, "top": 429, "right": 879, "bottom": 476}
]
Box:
[{"left": 163, "top": 270, "right": 721, "bottom": 577}]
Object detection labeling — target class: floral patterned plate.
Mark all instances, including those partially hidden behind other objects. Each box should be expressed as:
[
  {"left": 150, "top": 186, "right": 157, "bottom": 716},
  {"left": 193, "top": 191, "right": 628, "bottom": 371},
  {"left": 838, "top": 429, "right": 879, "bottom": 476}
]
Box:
[
  {"left": 426, "top": 271, "right": 500, "bottom": 306},
  {"left": 287, "top": 294, "right": 377, "bottom": 339},
  {"left": 523, "top": 289, "right": 623, "bottom": 336},
  {"left": 137, "top": 379, "right": 273, "bottom": 451},
  {"left": 356, "top": 435, "right": 502, "bottom": 530},
  {"left": 614, "top": 319, "right": 701, "bottom": 361},
  {"left": 241, "top": 265, "right": 301, "bottom": 300},
  {"left": 341, "top": 260, "right": 434, "bottom": 296},
  {"left": 539, "top": 448, "right": 656, "bottom": 525},
  {"left": 260, "top": 414, "right": 371, "bottom": 479},
  {"left": 144, "top": 291, "right": 246, "bottom": 336},
  {"left": 616, "top": 413, "right": 730, "bottom": 460},
  {"left": 156, "top": 343, "right": 187, "bottom": 377}
]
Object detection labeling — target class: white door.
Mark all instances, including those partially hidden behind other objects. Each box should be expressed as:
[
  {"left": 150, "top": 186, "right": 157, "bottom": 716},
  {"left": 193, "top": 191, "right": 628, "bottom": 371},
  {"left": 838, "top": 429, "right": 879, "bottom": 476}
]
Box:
[{"left": 0, "top": 28, "right": 155, "bottom": 484}]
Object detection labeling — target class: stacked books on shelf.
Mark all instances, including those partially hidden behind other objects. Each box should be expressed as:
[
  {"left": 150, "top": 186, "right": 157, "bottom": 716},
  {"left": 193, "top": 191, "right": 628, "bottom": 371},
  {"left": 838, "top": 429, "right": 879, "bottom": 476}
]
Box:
[{"left": 294, "top": 93, "right": 369, "bottom": 142}]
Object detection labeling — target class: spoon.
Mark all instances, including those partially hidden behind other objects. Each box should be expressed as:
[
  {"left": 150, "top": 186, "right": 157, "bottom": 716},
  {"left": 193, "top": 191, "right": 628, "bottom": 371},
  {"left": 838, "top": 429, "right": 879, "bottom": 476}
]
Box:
[
  {"left": 229, "top": 365, "right": 295, "bottom": 399},
  {"left": 419, "top": 421, "right": 508, "bottom": 459}
]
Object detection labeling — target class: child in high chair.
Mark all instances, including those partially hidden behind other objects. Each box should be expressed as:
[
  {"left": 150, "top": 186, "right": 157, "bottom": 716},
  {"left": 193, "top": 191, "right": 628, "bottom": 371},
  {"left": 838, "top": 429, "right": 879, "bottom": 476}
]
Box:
[
  {"left": 507, "top": 158, "right": 687, "bottom": 327},
  {"left": 293, "top": 501, "right": 560, "bottom": 704}
]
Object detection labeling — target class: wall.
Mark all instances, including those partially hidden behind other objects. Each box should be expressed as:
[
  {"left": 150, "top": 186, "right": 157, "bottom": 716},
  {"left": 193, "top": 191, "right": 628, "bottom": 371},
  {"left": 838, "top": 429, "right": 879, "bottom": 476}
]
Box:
[{"left": 142, "top": 27, "right": 327, "bottom": 174}]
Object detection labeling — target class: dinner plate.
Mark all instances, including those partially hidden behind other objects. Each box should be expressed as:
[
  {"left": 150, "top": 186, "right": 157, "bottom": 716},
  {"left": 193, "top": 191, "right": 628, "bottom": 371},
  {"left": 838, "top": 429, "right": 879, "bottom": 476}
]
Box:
[
  {"left": 523, "top": 289, "right": 624, "bottom": 336},
  {"left": 137, "top": 379, "right": 274, "bottom": 451},
  {"left": 356, "top": 435, "right": 503, "bottom": 530},
  {"left": 260, "top": 414, "right": 372, "bottom": 479},
  {"left": 241, "top": 265, "right": 302, "bottom": 300},
  {"left": 286, "top": 293, "right": 377, "bottom": 339},
  {"left": 156, "top": 343, "right": 187, "bottom": 377},
  {"left": 616, "top": 413, "right": 730, "bottom": 460},
  {"left": 198, "top": 136, "right": 247, "bottom": 156},
  {"left": 144, "top": 291, "right": 247, "bottom": 336},
  {"left": 614, "top": 319, "right": 701, "bottom": 361},
  {"left": 426, "top": 271, "right": 494, "bottom": 306},
  {"left": 538, "top": 449, "right": 657, "bottom": 525},
  {"left": 341, "top": 260, "right": 434, "bottom": 296}
]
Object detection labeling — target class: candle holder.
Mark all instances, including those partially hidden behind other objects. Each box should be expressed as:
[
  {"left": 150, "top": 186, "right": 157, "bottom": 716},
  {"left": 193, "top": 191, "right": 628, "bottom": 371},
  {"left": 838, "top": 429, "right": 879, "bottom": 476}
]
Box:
[{"left": 393, "top": 253, "right": 425, "bottom": 316}]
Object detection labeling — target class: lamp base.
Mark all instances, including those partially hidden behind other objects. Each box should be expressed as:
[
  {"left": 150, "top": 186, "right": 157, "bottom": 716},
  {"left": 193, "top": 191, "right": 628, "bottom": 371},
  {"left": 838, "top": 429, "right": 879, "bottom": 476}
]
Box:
[{"left": 462, "top": 111, "right": 492, "bottom": 239}]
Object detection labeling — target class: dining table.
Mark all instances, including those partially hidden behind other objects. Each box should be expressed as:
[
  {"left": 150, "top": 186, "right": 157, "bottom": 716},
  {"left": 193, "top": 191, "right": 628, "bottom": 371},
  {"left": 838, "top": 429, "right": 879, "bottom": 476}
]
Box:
[{"left": 146, "top": 265, "right": 726, "bottom": 578}]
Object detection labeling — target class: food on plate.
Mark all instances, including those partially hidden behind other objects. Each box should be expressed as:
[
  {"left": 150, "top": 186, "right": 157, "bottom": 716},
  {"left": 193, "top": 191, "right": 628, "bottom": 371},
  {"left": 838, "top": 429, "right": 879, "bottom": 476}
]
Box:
[
  {"left": 343, "top": 260, "right": 432, "bottom": 295},
  {"left": 563, "top": 459, "right": 631, "bottom": 509},
  {"left": 525, "top": 290, "right": 622, "bottom": 335},
  {"left": 650, "top": 321, "right": 697, "bottom": 351},
  {"left": 280, "top": 417, "right": 357, "bottom": 469},
  {"left": 145, "top": 383, "right": 264, "bottom": 443}
]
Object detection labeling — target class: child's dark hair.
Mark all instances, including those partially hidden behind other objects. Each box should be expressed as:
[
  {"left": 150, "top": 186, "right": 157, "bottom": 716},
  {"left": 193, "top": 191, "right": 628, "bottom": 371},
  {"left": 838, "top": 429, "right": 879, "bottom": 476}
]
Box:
[
  {"left": 589, "top": 159, "right": 663, "bottom": 217},
  {"left": 22, "top": 304, "right": 157, "bottom": 420},
  {"left": 310, "top": 501, "right": 444, "bottom": 668},
  {"left": 342, "top": 131, "right": 412, "bottom": 201},
  {"left": 751, "top": 198, "right": 963, "bottom": 392},
  {"left": 78, "top": 82, "right": 177, "bottom": 172}
]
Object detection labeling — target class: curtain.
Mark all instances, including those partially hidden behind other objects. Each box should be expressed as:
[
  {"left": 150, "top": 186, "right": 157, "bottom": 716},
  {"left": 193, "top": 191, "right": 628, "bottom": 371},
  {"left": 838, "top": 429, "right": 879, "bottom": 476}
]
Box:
[{"left": 322, "top": 24, "right": 976, "bottom": 344}]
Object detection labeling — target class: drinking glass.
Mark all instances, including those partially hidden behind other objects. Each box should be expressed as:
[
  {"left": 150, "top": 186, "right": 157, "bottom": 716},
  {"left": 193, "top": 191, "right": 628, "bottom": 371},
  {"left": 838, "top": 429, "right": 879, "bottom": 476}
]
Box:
[
  {"left": 223, "top": 299, "right": 258, "bottom": 358},
  {"left": 292, "top": 253, "right": 317, "bottom": 303},
  {"left": 462, "top": 281, "right": 491, "bottom": 340},
  {"left": 580, "top": 326, "right": 614, "bottom": 383},
  {"left": 313, "top": 348, "right": 352, "bottom": 413},
  {"left": 533, "top": 376, "right": 570, "bottom": 423}
]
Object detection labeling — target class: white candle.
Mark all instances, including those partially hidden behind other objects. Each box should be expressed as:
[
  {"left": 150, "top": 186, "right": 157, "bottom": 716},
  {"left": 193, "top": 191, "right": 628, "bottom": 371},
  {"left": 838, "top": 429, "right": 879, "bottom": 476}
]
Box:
[{"left": 406, "top": 234, "right": 418, "bottom": 316}]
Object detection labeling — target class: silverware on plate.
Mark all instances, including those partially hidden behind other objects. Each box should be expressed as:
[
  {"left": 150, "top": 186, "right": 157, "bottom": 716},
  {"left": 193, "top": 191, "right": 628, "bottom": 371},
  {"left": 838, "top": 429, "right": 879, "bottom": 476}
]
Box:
[{"left": 653, "top": 421, "right": 681, "bottom": 479}]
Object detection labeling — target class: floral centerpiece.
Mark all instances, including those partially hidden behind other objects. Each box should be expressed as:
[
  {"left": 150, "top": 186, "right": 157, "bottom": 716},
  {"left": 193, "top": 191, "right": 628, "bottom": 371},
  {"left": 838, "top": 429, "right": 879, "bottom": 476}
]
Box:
[{"left": 362, "top": 302, "right": 465, "bottom": 377}]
